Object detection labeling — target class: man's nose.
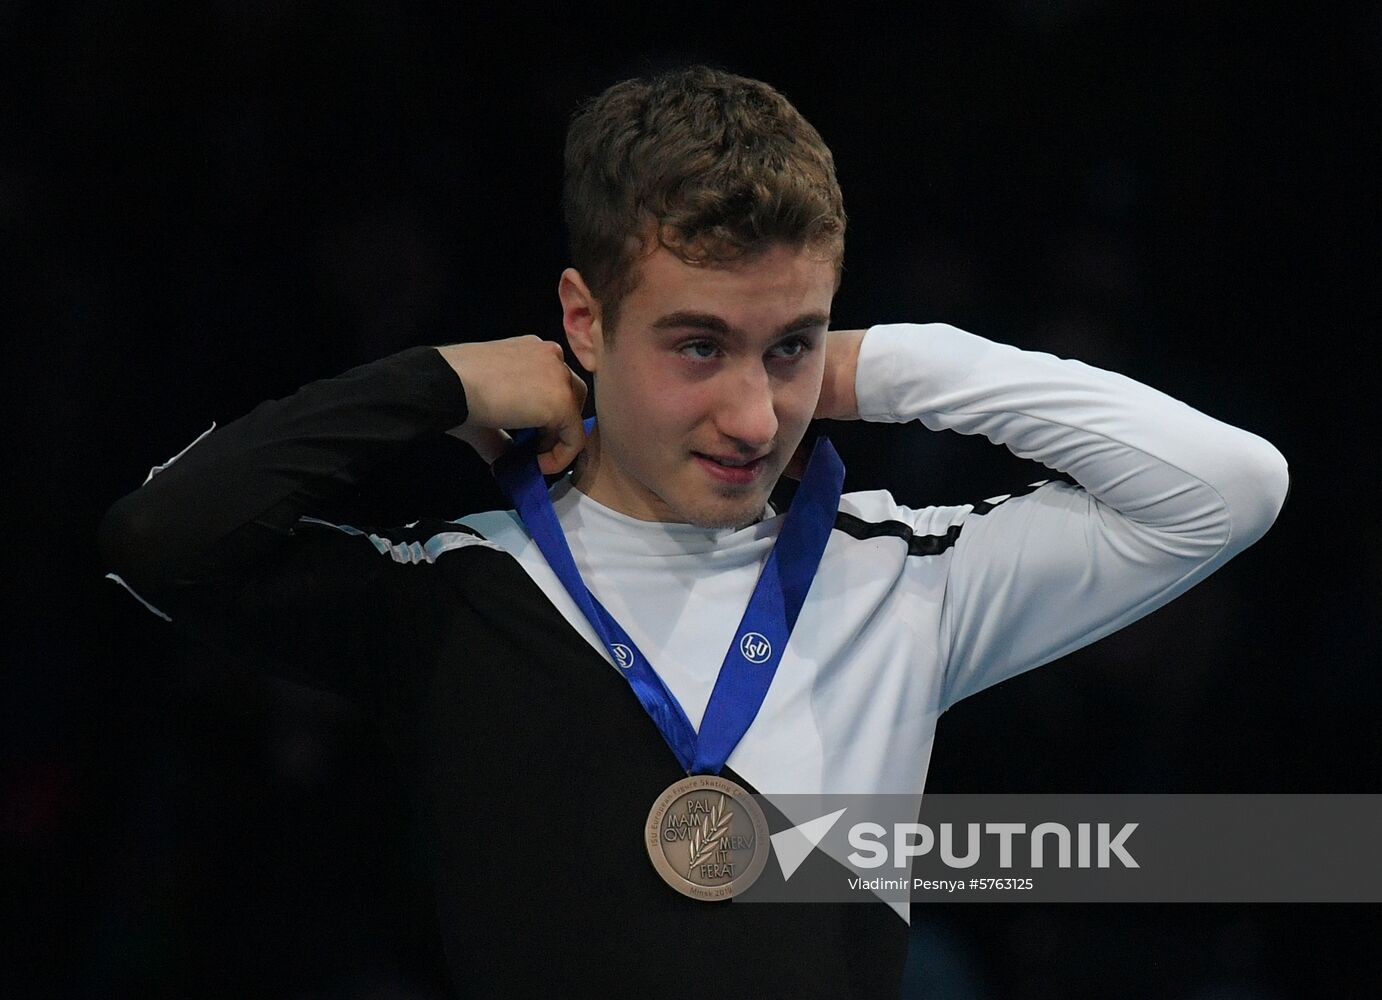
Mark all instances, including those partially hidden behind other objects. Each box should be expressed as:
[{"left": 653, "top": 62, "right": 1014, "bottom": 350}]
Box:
[{"left": 715, "top": 364, "right": 779, "bottom": 450}]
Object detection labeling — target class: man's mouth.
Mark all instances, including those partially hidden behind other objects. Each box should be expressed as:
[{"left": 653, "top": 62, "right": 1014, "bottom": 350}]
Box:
[{"left": 693, "top": 452, "right": 769, "bottom": 484}]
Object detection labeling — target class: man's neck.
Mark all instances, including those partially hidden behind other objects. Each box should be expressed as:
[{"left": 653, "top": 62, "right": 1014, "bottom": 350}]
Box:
[{"left": 567, "top": 430, "right": 670, "bottom": 523}]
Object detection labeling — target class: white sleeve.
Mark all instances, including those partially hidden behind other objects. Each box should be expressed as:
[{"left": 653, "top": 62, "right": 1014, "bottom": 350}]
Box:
[{"left": 854, "top": 322, "right": 1291, "bottom": 710}]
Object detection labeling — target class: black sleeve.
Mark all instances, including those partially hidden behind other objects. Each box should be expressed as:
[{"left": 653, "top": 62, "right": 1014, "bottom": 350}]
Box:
[{"left": 98, "top": 346, "right": 474, "bottom": 701}]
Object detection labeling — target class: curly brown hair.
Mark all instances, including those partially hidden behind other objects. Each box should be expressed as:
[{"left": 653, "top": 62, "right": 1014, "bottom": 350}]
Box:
[{"left": 562, "top": 65, "right": 846, "bottom": 340}]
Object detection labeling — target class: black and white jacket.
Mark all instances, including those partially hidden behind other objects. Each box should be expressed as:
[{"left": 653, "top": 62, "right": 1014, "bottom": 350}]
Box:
[{"left": 99, "top": 323, "right": 1289, "bottom": 998}]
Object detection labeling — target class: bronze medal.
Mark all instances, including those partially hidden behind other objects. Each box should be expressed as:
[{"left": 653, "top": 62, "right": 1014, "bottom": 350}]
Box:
[{"left": 645, "top": 774, "right": 770, "bottom": 901}]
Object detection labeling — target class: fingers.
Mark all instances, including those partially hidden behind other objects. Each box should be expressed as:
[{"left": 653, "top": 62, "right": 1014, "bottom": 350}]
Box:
[
  {"left": 441, "top": 336, "right": 589, "bottom": 474},
  {"left": 537, "top": 441, "right": 582, "bottom": 476},
  {"left": 537, "top": 370, "right": 589, "bottom": 475}
]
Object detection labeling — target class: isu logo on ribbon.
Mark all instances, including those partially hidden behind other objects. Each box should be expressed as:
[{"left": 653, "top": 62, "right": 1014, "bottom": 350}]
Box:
[
  {"left": 739, "top": 632, "right": 772, "bottom": 663},
  {"left": 611, "top": 643, "right": 635, "bottom": 670}
]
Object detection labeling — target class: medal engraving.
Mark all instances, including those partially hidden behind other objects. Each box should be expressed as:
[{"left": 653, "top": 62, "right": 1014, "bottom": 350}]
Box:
[{"left": 645, "top": 775, "right": 770, "bottom": 900}]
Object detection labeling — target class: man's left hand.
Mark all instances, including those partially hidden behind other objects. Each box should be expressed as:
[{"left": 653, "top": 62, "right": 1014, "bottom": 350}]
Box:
[
  {"left": 814, "top": 329, "right": 866, "bottom": 421},
  {"left": 784, "top": 329, "right": 866, "bottom": 479}
]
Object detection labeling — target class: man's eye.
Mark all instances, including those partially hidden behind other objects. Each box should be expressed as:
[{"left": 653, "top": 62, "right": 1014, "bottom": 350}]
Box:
[
  {"left": 771, "top": 337, "right": 811, "bottom": 360},
  {"left": 679, "top": 341, "right": 720, "bottom": 360}
]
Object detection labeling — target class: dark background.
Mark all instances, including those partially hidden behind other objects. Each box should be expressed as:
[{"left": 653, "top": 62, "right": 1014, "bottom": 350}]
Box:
[{"left": 7, "top": 2, "right": 1380, "bottom": 997}]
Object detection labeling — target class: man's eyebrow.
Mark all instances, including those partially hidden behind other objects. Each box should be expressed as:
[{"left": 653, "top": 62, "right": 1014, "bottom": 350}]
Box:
[{"left": 650, "top": 310, "right": 831, "bottom": 337}]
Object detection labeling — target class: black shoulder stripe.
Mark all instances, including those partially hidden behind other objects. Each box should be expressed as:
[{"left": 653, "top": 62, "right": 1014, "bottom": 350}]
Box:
[
  {"left": 833, "top": 511, "right": 963, "bottom": 557},
  {"left": 832, "top": 473, "right": 1079, "bottom": 557}
]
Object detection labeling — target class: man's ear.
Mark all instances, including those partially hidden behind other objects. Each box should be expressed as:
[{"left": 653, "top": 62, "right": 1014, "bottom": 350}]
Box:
[{"left": 558, "top": 268, "right": 603, "bottom": 373}]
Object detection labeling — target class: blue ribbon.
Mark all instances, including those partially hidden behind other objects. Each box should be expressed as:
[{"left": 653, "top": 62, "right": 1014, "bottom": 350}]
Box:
[{"left": 494, "top": 420, "right": 844, "bottom": 775}]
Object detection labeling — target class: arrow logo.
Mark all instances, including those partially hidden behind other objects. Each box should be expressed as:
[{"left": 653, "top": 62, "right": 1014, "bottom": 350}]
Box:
[{"left": 770, "top": 807, "right": 847, "bottom": 881}]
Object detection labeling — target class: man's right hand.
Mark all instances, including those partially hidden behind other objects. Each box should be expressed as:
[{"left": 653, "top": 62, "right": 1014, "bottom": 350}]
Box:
[{"left": 437, "top": 336, "right": 589, "bottom": 474}]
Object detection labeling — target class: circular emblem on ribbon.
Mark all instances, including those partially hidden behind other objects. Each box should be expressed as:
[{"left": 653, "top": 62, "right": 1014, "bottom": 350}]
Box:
[{"left": 739, "top": 631, "right": 772, "bottom": 663}]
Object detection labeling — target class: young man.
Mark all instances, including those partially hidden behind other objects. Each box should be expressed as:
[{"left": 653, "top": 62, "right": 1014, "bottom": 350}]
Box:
[{"left": 99, "top": 66, "right": 1289, "bottom": 996}]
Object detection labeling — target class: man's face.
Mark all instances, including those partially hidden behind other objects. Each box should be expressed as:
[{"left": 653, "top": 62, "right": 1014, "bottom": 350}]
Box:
[{"left": 573, "top": 242, "right": 835, "bottom": 529}]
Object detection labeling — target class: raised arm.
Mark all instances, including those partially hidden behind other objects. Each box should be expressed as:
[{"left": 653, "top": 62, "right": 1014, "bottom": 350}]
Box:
[
  {"left": 98, "top": 336, "right": 586, "bottom": 699},
  {"left": 851, "top": 322, "right": 1290, "bottom": 709}
]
